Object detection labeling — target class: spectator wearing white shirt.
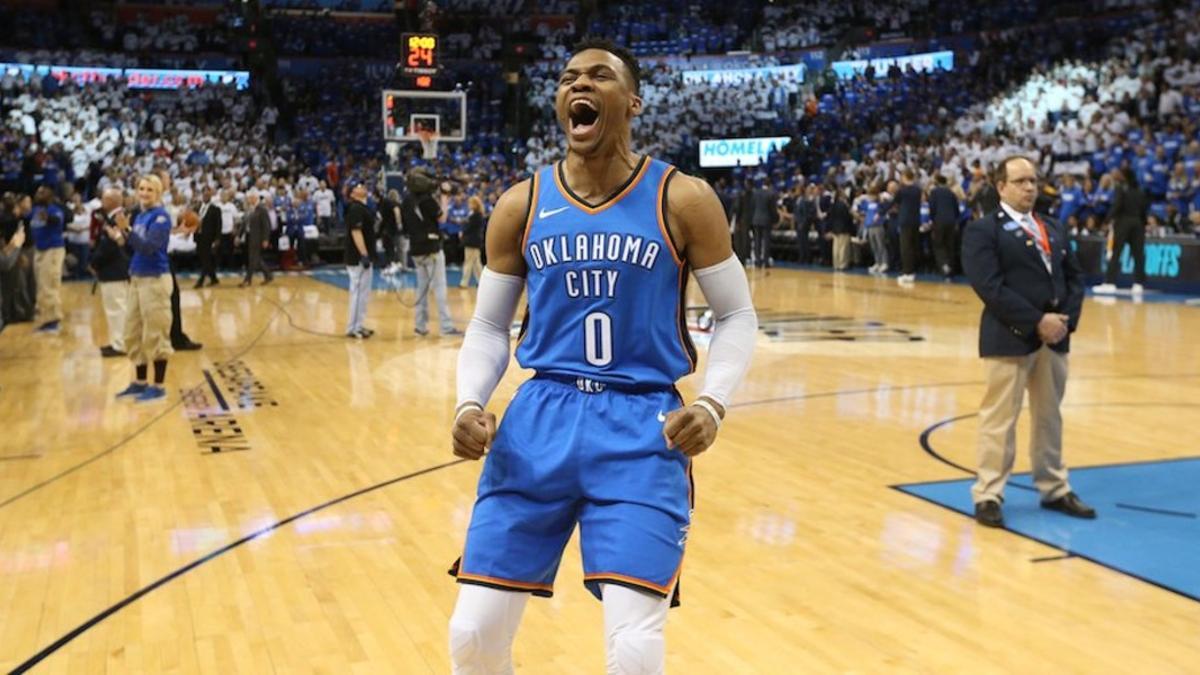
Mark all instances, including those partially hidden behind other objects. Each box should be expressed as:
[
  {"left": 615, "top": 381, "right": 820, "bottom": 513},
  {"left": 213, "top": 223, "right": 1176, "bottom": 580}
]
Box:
[
  {"left": 314, "top": 180, "right": 336, "bottom": 231},
  {"left": 65, "top": 193, "right": 92, "bottom": 279},
  {"left": 297, "top": 173, "right": 319, "bottom": 196},
  {"left": 1159, "top": 86, "right": 1184, "bottom": 119},
  {"left": 219, "top": 188, "right": 239, "bottom": 270}
]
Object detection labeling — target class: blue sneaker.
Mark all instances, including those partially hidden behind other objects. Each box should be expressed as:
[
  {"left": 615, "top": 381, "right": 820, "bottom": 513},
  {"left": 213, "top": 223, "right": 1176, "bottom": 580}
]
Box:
[
  {"left": 135, "top": 385, "right": 166, "bottom": 403},
  {"left": 115, "top": 383, "right": 147, "bottom": 399}
]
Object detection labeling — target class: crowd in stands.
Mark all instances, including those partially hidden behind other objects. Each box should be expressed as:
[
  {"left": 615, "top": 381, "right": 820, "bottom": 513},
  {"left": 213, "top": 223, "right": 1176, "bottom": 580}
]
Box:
[
  {"left": 579, "top": 0, "right": 1060, "bottom": 57},
  {"left": 762, "top": 0, "right": 1049, "bottom": 50},
  {"left": 273, "top": 14, "right": 398, "bottom": 58},
  {"left": 522, "top": 53, "right": 801, "bottom": 171},
  {"left": 0, "top": 49, "right": 524, "bottom": 336},
  {"left": 264, "top": 0, "right": 393, "bottom": 11},
  {"left": 2, "top": 76, "right": 284, "bottom": 194},
  {"left": 1, "top": 7, "right": 239, "bottom": 63},
  {"left": 289, "top": 0, "right": 1198, "bottom": 279},
  {"left": 2, "top": 0, "right": 1198, "bottom": 305},
  {"left": 506, "top": 0, "right": 1199, "bottom": 278},
  {"left": 586, "top": 0, "right": 758, "bottom": 57},
  {"left": 921, "top": 1, "right": 1200, "bottom": 240},
  {"left": 441, "top": 23, "right": 502, "bottom": 60},
  {"left": 523, "top": 2, "right": 1159, "bottom": 181},
  {"left": 760, "top": 1, "right": 921, "bottom": 52}
]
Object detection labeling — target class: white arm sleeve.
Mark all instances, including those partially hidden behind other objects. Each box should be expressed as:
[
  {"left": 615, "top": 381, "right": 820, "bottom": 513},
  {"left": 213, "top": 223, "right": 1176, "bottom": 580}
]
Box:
[
  {"left": 693, "top": 254, "right": 758, "bottom": 409},
  {"left": 456, "top": 267, "right": 525, "bottom": 409}
]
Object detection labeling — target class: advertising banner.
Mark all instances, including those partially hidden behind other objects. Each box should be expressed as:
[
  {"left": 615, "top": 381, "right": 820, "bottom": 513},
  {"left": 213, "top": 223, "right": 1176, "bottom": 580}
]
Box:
[
  {"left": 682, "top": 63, "right": 805, "bottom": 86},
  {"left": 1075, "top": 236, "right": 1200, "bottom": 290},
  {"left": 0, "top": 62, "right": 249, "bottom": 90},
  {"left": 698, "top": 136, "right": 791, "bottom": 168},
  {"left": 831, "top": 50, "right": 954, "bottom": 80}
]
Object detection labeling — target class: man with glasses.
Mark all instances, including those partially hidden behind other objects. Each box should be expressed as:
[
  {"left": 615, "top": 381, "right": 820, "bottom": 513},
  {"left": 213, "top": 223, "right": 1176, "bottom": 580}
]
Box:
[{"left": 961, "top": 155, "right": 1095, "bottom": 528}]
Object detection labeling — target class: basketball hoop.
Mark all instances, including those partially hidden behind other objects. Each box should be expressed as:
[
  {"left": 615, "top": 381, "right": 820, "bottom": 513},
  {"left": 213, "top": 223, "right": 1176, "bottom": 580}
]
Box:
[
  {"left": 382, "top": 90, "right": 465, "bottom": 161},
  {"left": 415, "top": 127, "right": 439, "bottom": 160}
]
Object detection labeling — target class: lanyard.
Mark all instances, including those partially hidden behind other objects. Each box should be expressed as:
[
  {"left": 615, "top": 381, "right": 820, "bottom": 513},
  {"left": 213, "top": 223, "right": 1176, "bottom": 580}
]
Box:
[{"left": 1016, "top": 214, "right": 1051, "bottom": 255}]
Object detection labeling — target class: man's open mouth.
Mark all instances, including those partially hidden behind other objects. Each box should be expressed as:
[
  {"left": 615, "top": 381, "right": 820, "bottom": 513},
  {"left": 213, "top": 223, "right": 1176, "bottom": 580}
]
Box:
[{"left": 568, "top": 98, "right": 600, "bottom": 137}]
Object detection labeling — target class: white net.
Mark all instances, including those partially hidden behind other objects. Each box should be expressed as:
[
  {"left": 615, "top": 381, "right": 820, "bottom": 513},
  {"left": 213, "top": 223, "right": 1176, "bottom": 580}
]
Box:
[{"left": 416, "top": 129, "right": 439, "bottom": 160}]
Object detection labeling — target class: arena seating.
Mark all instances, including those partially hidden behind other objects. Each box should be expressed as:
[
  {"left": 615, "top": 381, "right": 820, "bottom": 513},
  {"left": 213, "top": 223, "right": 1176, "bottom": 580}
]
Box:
[{"left": 2, "top": 0, "right": 1197, "bottom": 281}]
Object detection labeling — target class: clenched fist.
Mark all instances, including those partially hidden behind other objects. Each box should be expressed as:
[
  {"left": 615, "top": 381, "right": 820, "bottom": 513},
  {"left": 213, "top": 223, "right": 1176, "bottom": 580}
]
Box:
[
  {"left": 452, "top": 407, "right": 497, "bottom": 460},
  {"left": 662, "top": 399, "right": 724, "bottom": 457}
]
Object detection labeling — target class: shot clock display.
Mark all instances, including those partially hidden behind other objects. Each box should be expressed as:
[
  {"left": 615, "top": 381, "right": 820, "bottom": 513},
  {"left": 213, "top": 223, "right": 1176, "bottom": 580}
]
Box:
[{"left": 401, "top": 33, "right": 439, "bottom": 77}]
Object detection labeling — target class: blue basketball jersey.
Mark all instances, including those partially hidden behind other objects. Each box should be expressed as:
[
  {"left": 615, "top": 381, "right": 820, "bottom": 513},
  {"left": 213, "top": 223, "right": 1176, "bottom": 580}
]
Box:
[{"left": 516, "top": 157, "right": 696, "bottom": 387}]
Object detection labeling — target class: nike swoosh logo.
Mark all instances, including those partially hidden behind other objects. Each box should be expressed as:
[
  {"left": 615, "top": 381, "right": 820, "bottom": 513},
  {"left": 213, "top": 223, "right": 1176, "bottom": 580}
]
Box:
[
  {"left": 656, "top": 411, "right": 666, "bottom": 423},
  {"left": 538, "top": 206, "right": 570, "bottom": 219}
]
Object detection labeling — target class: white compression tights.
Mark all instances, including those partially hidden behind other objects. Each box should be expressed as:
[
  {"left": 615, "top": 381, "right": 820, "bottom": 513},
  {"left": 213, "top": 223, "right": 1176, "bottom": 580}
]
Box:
[
  {"left": 448, "top": 583, "right": 671, "bottom": 675},
  {"left": 449, "top": 585, "right": 528, "bottom": 675},
  {"left": 602, "top": 583, "right": 671, "bottom": 675}
]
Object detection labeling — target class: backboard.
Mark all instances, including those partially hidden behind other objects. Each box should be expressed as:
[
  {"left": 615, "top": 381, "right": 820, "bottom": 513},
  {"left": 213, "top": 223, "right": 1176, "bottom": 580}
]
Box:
[{"left": 382, "top": 89, "right": 467, "bottom": 144}]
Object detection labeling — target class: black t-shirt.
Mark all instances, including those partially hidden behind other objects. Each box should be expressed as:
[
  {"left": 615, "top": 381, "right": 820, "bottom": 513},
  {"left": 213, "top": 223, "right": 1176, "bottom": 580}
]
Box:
[
  {"left": 972, "top": 184, "right": 1000, "bottom": 216},
  {"left": 826, "top": 200, "right": 855, "bottom": 235},
  {"left": 893, "top": 184, "right": 923, "bottom": 228},
  {"left": 92, "top": 209, "right": 130, "bottom": 282},
  {"left": 378, "top": 198, "right": 399, "bottom": 233},
  {"left": 463, "top": 211, "right": 485, "bottom": 248},
  {"left": 928, "top": 186, "right": 960, "bottom": 226},
  {"left": 344, "top": 200, "right": 376, "bottom": 265},
  {"left": 0, "top": 212, "right": 18, "bottom": 242},
  {"left": 792, "top": 196, "right": 814, "bottom": 228},
  {"left": 402, "top": 194, "right": 443, "bottom": 256}
]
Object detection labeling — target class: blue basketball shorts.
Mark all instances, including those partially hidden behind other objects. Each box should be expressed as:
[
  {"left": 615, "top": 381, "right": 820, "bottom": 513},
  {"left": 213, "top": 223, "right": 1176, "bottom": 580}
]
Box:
[{"left": 452, "top": 375, "right": 693, "bottom": 601}]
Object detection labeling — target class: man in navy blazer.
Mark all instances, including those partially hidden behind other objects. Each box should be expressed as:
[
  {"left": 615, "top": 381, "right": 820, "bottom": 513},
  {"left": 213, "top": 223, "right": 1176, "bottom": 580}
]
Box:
[{"left": 961, "top": 155, "right": 1095, "bottom": 528}]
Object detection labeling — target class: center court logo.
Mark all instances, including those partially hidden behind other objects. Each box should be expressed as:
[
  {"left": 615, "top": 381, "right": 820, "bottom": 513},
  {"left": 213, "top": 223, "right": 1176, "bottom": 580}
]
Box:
[
  {"left": 758, "top": 311, "right": 924, "bottom": 342},
  {"left": 686, "top": 307, "right": 924, "bottom": 343}
]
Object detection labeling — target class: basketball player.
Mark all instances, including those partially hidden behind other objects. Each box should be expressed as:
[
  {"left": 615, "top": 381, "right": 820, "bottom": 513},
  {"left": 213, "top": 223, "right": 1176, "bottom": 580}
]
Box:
[{"left": 448, "top": 39, "right": 758, "bottom": 674}]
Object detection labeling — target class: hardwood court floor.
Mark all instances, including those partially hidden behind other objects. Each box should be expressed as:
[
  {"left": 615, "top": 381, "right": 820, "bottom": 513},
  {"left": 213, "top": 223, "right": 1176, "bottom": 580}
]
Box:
[{"left": 0, "top": 267, "right": 1197, "bottom": 673}]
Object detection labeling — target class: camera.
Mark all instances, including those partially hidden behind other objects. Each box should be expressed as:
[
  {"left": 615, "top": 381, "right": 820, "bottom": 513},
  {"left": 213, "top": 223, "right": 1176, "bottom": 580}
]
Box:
[{"left": 406, "top": 167, "right": 438, "bottom": 194}]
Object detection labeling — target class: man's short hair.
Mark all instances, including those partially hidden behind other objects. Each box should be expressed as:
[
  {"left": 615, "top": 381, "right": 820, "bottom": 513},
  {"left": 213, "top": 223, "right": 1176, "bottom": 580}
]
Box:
[
  {"left": 994, "top": 155, "right": 1037, "bottom": 185},
  {"left": 902, "top": 169, "right": 915, "bottom": 182},
  {"left": 935, "top": 174, "right": 948, "bottom": 186},
  {"left": 570, "top": 37, "right": 641, "bottom": 94}
]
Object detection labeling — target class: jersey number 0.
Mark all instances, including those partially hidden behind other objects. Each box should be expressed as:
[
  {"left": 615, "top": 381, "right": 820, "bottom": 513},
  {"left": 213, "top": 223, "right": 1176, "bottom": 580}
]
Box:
[{"left": 584, "top": 312, "right": 612, "bottom": 366}]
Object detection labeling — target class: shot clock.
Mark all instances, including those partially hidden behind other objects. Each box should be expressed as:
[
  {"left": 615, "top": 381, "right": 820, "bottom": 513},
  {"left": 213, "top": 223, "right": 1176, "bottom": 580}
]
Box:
[{"left": 401, "top": 33, "right": 439, "bottom": 87}]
